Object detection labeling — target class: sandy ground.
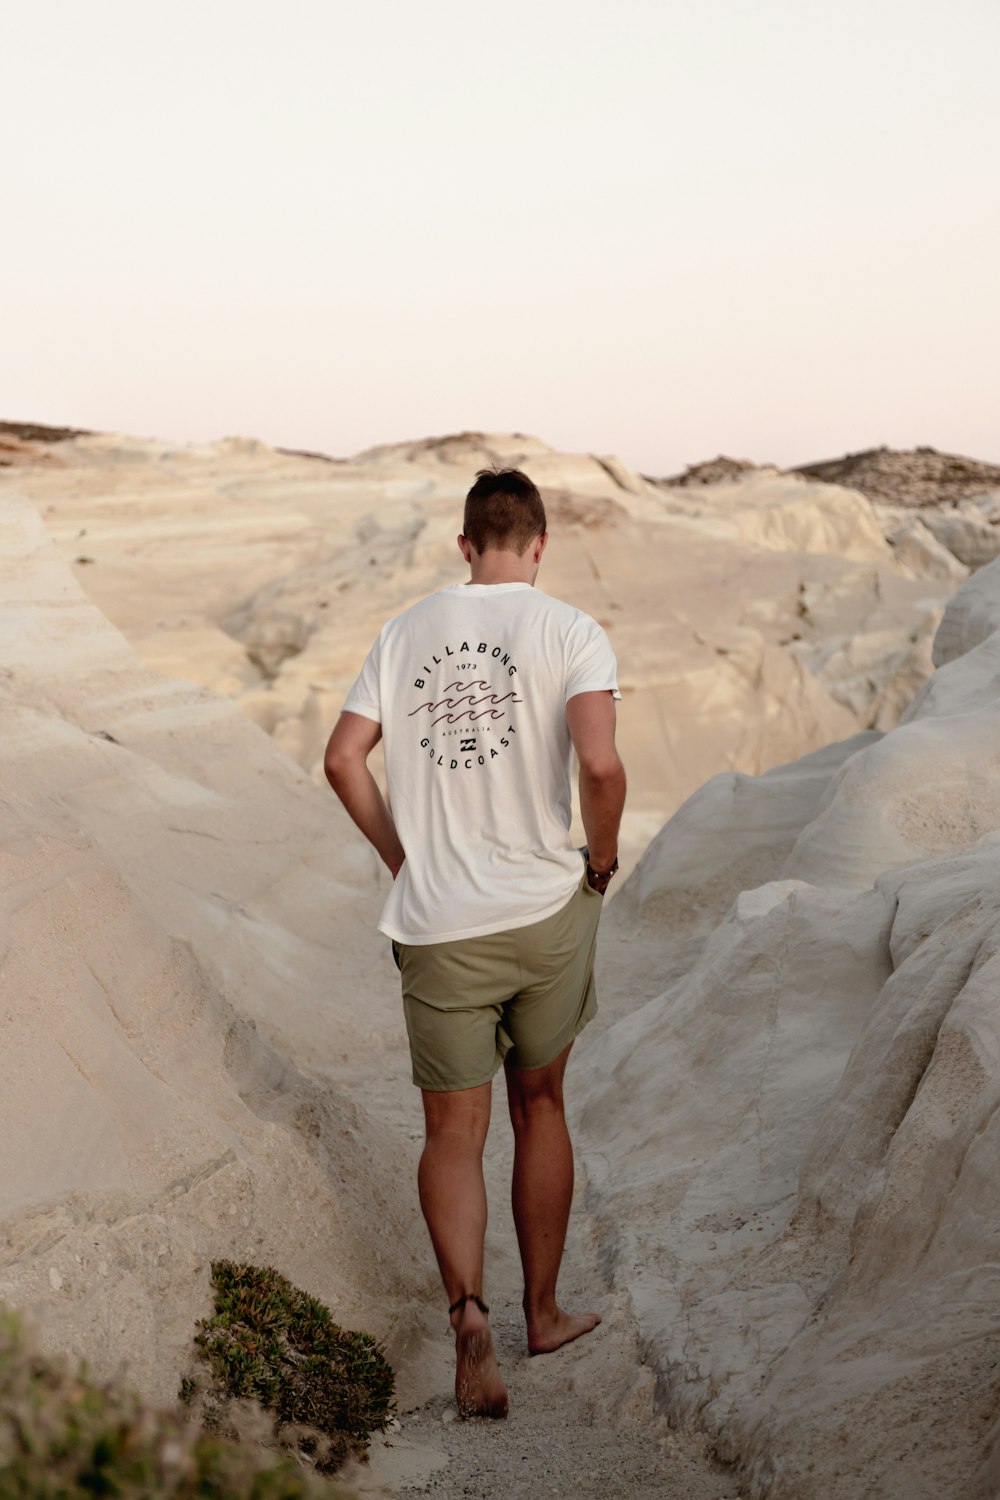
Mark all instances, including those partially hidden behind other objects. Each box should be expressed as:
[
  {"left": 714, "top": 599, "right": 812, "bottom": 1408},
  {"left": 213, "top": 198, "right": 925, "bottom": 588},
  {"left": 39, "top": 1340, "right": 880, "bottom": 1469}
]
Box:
[
  {"left": 382, "top": 1249, "right": 747, "bottom": 1500},
  {"left": 336, "top": 1019, "right": 747, "bottom": 1499}
]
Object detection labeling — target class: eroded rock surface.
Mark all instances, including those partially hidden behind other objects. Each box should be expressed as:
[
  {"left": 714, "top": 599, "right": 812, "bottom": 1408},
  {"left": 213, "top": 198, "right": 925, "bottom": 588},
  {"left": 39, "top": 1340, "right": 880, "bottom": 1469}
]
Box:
[
  {"left": 577, "top": 553, "right": 1000, "bottom": 1498},
  {"left": 6, "top": 428, "right": 1000, "bottom": 1495},
  {"left": 8, "top": 427, "right": 960, "bottom": 877},
  {"left": 0, "top": 497, "right": 442, "bottom": 1411}
]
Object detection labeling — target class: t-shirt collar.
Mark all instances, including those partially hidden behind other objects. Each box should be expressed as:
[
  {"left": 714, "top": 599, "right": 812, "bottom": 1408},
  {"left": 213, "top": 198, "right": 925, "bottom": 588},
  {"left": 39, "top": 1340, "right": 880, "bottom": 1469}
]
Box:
[{"left": 442, "top": 581, "right": 533, "bottom": 594}]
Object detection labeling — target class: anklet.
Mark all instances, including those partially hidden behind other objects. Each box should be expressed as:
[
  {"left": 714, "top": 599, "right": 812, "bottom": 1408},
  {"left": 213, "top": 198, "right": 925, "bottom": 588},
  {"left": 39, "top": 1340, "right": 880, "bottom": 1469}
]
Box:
[{"left": 449, "top": 1293, "right": 489, "bottom": 1316}]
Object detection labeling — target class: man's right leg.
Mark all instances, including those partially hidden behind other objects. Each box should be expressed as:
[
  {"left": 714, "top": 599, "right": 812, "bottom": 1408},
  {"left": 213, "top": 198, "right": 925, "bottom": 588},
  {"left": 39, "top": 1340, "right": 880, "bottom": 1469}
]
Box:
[
  {"left": 504, "top": 1041, "right": 602, "bottom": 1354},
  {"left": 418, "top": 1084, "right": 509, "bottom": 1417},
  {"left": 399, "top": 925, "right": 512, "bottom": 1417}
]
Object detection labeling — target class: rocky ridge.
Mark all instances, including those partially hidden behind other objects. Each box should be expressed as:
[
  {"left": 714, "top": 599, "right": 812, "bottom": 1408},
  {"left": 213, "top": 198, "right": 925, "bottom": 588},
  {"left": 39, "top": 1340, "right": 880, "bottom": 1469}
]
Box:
[
  {"left": 6, "top": 426, "right": 980, "bottom": 880},
  {"left": 788, "top": 444, "right": 1000, "bottom": 510},
  {"left": 5, "top": 425, "right": 1000, "bottom": 1495},
  {"left": 0, "top": 495, "right": 444, "bottom": 1416},
  {"left": 578, "top": 547, "right": 1000, "bottom": 1499}
]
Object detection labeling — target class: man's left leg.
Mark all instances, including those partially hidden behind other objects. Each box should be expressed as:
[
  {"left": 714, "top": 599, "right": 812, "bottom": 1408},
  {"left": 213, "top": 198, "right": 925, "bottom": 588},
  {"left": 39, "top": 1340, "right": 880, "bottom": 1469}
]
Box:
[
  {"left": 501, "top": 871, "right": 604, "bottom": 1353},
  {"left": 504, "top": 1042, "right": 601, "bottom": 1354},
  {"left": 418, "top": 1083, "right": 508, "bottom": 1418}
]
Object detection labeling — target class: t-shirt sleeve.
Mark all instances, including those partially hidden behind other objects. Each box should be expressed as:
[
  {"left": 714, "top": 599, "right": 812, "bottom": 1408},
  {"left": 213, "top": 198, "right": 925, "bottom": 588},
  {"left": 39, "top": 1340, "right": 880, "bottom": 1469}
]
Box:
[
  {"left": 341, "top": 633, "right": 382, "bottom": 723},
  {"left": 565, "top": 617, "right": 622, "bottom": 702}
]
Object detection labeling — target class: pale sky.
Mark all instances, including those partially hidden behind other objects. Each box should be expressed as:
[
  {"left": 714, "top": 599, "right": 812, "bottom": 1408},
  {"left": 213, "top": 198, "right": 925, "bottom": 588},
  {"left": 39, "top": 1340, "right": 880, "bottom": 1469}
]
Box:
[{"left": 4, "top": 0, "right": 998, "bottom": 475}]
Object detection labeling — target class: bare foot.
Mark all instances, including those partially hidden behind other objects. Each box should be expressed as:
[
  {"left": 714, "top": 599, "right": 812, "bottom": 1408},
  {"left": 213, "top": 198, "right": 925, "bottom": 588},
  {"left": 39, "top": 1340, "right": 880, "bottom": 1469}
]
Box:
[
  {"left": 525, "top": 1303, "right": 602, "bottom": 1356},
  {"left": 451, "top": 1299, "right": 508, "bottom": 1419}
]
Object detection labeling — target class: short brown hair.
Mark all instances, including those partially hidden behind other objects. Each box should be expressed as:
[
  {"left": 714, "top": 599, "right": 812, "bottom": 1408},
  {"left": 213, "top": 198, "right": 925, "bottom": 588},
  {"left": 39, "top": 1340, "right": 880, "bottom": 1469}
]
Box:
[{"left": 462, "top": 466, "right": 547, "bottom": 554}]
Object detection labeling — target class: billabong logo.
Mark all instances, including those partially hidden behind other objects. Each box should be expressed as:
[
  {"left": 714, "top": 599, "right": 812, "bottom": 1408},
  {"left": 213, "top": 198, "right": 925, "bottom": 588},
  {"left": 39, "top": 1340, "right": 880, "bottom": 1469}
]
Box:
[
  {"left": 408, "top": 679, "right": 523, "bottom": 727},
  {"left": 411, "top": 646, "right": 523, "bottom": 773}
]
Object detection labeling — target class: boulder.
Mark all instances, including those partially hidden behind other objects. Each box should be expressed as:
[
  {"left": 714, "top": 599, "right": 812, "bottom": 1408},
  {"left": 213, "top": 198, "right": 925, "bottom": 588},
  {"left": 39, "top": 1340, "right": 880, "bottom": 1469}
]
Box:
[
  {"left": 932, "top": 552, "right": 1000, "bottom": 667},
  {"left": 920, "top": 508, "right": 1000, "bottom": 571},
  {"left": 887, "top": 514, "right": 970, "bottom": 581}
]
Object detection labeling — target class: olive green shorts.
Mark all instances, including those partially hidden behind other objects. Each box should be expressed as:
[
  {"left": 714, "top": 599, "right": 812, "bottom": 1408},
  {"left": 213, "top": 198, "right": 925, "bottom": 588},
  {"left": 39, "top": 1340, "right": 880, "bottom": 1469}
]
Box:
[{"left": 392, "top": 867, "right": 604, "bottom": 1091}]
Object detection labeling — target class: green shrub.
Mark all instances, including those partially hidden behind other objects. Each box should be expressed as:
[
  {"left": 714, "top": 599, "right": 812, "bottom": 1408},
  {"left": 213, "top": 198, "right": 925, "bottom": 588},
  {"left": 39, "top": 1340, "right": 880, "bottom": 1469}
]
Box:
[
  {"left": 182, "top": 1261, "right": 395, "bottom": 1474},
  {"left": 0, "top": 1306, "right": 338, "bottom": 1498}
]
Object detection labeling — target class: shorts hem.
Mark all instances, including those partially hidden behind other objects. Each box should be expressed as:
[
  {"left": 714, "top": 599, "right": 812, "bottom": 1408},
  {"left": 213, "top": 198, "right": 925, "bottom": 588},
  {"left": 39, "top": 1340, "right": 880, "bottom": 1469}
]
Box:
[{"left": 412, "top": 1061, "right": 503, "bottom": 1093}]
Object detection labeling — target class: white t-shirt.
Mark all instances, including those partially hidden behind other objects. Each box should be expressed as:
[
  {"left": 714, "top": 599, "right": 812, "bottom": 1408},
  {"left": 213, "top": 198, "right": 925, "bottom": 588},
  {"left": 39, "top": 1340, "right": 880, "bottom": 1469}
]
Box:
[{"left": 342, "top": 581, "right": 621, "bottom": 944}]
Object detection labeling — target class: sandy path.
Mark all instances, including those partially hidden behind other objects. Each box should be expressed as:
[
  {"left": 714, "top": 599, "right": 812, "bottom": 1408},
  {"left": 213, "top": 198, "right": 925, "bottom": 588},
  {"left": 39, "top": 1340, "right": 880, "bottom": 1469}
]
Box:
[{"left": 338, "top": 1034, "right": 747, "bottom": 1500}]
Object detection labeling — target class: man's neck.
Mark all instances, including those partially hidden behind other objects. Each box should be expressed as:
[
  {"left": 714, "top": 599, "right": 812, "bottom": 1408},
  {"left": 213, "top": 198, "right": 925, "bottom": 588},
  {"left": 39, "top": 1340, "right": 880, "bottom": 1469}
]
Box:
[{"left": 467, "top": 552, "right": 537, "bottom": 587}]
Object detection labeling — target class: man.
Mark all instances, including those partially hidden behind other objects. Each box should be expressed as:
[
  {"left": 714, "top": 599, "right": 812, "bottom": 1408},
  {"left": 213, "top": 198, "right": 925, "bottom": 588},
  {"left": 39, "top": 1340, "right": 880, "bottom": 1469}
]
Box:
[{"left": 324, "top": 465, "right": 626, "bottom": 1419}]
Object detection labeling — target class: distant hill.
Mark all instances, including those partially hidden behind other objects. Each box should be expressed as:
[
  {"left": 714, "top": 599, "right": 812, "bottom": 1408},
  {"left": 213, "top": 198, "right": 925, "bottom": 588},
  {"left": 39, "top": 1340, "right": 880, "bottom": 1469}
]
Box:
[
  {"left": 657, "top": 445, "right": 1000, "bottom": 511},
  {"left": 0, "top": 419, "right": 92, "bottom": 443},
  {"left": 658, "top": 455, "right": 763, "bottom": 486},
  {"left": 786, "top": 445, "right": 1000, "bottom": 508}
]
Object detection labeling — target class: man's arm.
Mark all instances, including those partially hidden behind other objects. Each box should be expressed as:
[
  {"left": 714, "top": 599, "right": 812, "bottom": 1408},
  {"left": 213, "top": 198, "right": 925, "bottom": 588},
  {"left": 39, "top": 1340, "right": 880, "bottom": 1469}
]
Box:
[
  {"left": 323, "top": 711, "right": 405, "bottom": 878},
  {"left": 566, "top": 690, "right": 626, "bottom": 889}
]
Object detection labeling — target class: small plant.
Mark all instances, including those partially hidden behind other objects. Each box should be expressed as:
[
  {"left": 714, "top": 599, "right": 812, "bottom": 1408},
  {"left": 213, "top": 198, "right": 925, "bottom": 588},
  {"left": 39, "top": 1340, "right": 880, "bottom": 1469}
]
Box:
[
  {"left": 0, "top": 1306, "right": 336, "bottom": 1498},
  {"left": 182, "top": 1260, "right": 395, "bottom": 1474}
]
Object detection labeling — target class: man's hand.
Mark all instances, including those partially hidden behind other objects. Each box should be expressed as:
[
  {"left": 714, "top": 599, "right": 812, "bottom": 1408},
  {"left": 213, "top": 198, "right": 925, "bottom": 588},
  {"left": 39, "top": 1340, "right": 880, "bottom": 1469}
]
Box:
[
  {"left": 566, "top": 690, "right": 626, "bottom": 885},
  {"left": 323, "top": 711, "right": 406, "bottom": 877}
]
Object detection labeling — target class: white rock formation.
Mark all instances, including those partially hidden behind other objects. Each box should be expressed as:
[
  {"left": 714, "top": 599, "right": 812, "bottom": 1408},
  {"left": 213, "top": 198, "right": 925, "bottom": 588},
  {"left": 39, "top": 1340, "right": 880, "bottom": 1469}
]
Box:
[
  {"left": 11, "top": 429, "right": 961, "bottom": 878},
  {"left": 0, "top": 496, "right": 441, "bottom": 1408},
  {"left": 596, "top": 731, "right": 882, "bottom": 1011},
  {"left": 872, "top": 490, "right": 1000, "bottom": 577},
  {"left": 930, "top": 551, "right": 1000, "bottom": 667},
  {"left": 886, "top": 514, "right": 970, "bottom": 582},
  {"left": 5, "top": 430, "right": 1000, "bottom": 1493},
  {"left": 654, "top": 469, "right": 894, "bottom": 564},
  {"left": 794, "top": 609, "right": 940, "bottom": 728},
  {"left": 900, "top": 629, "right": 1000, "bottom": 725},
  {"left": 577, "top": 552, "right": 1000, "bottom": 1498},
  {"left": 920, "top": 505, "right": 1000, "bottom": 571}
]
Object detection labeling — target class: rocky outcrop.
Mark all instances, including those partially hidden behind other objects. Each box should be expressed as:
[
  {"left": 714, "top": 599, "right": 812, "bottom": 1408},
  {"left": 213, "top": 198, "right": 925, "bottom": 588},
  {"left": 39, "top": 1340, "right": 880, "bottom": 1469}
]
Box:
[
  {"left": 660, "top": 455, "right": 763, "bottom": 486},
  {"left": 578, "top": 552, "right": 1000, "bottom": 1498},
  {"left": 885, "top": 514, "right": 970, "bottom": 582},
  {"left": 930, "top": 551, "right": 1000, "bottom": 667},
  {"left": 0, "top": 496, "right": 438, "bottom": 1409},
  {"left": 919, "top": 504, "right": 1000, "bottom": 572},
  {"left": 0, "top": 419, "right": 92, "bottom": 442},
  {"left": 788, "top": 444, "right": 1000, "bottom": 510},
  {"left": 653, "top": 469, "right": 894, "bottom": 564},
  {"left": 7, "top": 428, "right": 964, "bottom": 879},
  {"left": 6, "top": 425, "right": 1000, "bottom": 1494}
]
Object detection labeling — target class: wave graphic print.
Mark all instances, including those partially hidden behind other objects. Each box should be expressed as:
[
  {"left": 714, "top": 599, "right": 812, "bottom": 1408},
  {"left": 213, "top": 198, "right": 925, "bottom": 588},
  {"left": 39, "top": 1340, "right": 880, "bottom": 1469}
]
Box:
[{"left": 408, "top": 678, "right": 523, "bottom": 727}]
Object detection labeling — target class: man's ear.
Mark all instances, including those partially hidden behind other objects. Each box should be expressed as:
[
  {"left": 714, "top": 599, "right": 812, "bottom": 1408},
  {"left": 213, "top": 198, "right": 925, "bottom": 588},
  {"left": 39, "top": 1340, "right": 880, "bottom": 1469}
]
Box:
[
  {"left": 532, "top": 532, "right": 549, "bottom": 564},
  {"left": 458, "top": 534, "right": 474, "bottom": 564}
]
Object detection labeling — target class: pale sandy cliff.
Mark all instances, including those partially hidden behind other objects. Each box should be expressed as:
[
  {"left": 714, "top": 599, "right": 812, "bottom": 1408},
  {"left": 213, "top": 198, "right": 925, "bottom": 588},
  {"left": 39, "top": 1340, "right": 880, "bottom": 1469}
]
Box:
[
  {"left": 3, "top": 426, "right": 999, "bottom": 1497},
  {"left": 4, "top": 426, "right": 976, "bottom": 878},
  {"left": 0, "top": 494, "right": 445, "bottom": 1413},
  {"left": 578, "top": 545, "right": 1000, "bottom": 1498}
]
